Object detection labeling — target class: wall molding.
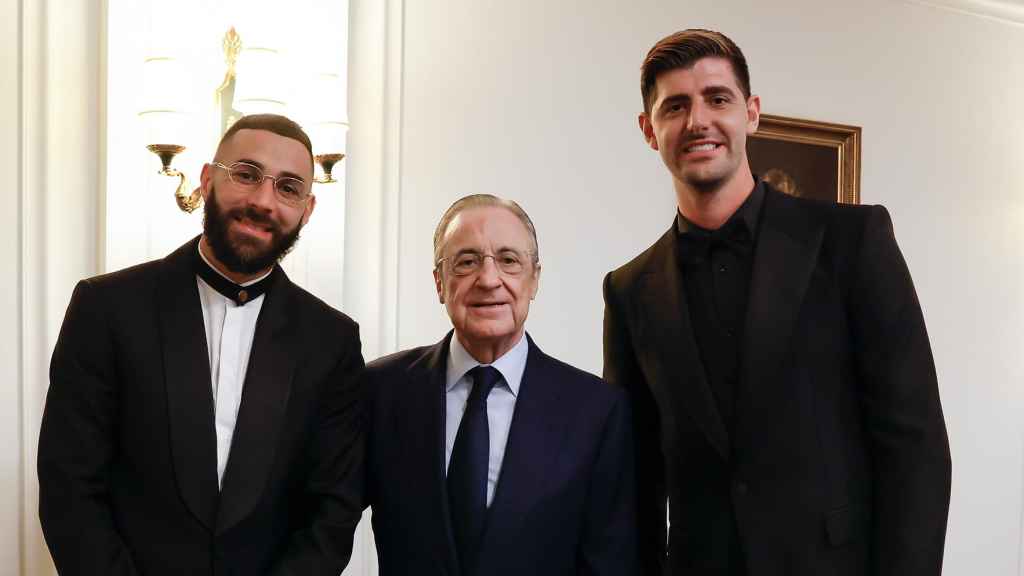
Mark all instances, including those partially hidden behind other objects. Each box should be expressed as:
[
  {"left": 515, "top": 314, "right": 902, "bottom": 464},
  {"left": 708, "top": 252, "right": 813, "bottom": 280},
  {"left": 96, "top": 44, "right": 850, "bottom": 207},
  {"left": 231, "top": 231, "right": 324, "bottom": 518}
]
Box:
[
  {"left": 14, "top": 1, "right": 104, "bottom": 574},
  {"left": 904, "top": 0, "right": 1024, "bottom": 25}
]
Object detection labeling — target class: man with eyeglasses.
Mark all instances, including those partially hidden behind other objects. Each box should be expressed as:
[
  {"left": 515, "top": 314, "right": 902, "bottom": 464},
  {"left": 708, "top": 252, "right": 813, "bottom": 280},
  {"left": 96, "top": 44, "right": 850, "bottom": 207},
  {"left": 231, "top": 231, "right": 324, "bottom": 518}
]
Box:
[
  {"left": 364, "top": 194, "right": 638, "bottom": 576},
  {"left": 39, "top": 114, "right": 365, "bottom": 576}
]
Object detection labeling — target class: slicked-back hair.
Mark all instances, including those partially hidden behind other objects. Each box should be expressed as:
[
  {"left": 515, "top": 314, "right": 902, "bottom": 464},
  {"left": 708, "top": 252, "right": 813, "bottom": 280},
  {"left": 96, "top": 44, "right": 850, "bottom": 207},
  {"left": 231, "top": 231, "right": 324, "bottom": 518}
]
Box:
[
  {"left": 432, "top": 194, "right": 539, "bottom": 269},
  {"left": 215, "top": 113, "right": 314, "bottom": 169},
  {"left": 641, "top": 29, "right": 751, "bottom": 115}
]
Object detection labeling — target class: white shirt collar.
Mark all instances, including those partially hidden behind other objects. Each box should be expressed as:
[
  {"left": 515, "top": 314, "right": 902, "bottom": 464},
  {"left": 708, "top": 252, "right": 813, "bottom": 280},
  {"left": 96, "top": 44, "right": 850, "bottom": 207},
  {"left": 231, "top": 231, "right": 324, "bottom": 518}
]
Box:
[{"left": 446, "top": 331, "right": 528, "bottom": 397}]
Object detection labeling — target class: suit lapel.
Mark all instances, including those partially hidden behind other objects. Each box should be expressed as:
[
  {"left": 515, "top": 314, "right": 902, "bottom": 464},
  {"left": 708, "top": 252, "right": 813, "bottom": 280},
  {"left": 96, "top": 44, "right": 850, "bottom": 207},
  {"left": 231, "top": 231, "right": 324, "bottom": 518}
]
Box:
[
  {"left": 159, "top": 237, "right": 219, "bottom": 531},
  {"left": 480, "top": 335, "right": 566, "bottom": 552},
  {"left": 639, "top": 228, "right": 730, "bottom": 459},
  {"left": 216, "top": 267, "right": 297, "bottom": 534},
  {"left": 405, "top": 334, "right": 461, "bottom": 574},
  {"left": 738, "top": 189, "right": 824, "bottom": 434}
]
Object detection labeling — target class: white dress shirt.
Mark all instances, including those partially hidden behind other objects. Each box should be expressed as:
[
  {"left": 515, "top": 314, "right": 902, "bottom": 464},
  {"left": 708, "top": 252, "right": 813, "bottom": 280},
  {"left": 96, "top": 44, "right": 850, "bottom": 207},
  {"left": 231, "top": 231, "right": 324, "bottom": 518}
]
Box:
[
  {"left": 196, "top": 246, "right": 269, "bottom": 488},
  {"left": 445, "top": 333, "right": 527, "bottom": 507}
]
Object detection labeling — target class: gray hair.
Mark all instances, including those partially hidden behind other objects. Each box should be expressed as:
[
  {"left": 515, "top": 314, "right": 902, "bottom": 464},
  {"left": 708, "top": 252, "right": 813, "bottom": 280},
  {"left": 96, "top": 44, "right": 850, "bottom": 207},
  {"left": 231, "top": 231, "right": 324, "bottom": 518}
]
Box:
[{"left": 432, "top": 194, "right": 539, "bottom": 267}]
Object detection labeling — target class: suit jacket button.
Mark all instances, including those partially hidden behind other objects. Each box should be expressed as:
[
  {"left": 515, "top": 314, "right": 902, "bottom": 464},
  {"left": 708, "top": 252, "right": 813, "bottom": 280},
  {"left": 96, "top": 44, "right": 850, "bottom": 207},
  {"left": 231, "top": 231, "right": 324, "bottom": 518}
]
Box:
[{"left": 734, "top": 481, "right": 748, "bottom": 495}]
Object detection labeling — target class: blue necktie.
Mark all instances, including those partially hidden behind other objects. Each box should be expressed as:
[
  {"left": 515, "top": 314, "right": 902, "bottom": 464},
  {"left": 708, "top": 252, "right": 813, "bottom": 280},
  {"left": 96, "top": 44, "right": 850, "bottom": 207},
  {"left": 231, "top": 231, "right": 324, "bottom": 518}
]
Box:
[{"left": 448, "top": 365, "right": 501, "bottom": 575}]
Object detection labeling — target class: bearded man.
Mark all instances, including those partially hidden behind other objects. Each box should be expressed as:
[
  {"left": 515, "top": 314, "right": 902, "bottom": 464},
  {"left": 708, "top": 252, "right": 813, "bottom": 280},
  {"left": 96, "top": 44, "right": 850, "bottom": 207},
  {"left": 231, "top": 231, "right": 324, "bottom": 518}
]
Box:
[{"left": 39, "top": 114, "right": 366, "bottom": 576}]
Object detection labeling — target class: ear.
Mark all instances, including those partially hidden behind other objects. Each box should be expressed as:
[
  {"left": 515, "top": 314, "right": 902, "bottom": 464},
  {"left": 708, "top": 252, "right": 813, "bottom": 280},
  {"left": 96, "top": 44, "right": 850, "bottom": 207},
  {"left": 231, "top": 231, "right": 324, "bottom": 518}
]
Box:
[
  {"left": 639, "top": 113, "right": 659, "bottom": 151},
  {"left": 301, "top": 194, "right": 317, "bottom": 226},
  {"left": 199, "top": 163, "right": 213, "bottom": 201},
  {"left": 433, "top": 268, "right": 445, "bottom": 304},
  {"left": 745, "top": 94, "right": 761, "bottom": 135},
  {"left": 529, "top": 263, "right": 541, "bottom": 300}
]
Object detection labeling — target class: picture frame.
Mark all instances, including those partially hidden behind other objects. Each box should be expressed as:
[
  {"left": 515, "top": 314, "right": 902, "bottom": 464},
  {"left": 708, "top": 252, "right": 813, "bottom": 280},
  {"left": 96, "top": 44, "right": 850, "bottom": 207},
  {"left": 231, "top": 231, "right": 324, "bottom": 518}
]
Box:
[{"left": 748, "top": 114, "right": 861, "bottom": 204}]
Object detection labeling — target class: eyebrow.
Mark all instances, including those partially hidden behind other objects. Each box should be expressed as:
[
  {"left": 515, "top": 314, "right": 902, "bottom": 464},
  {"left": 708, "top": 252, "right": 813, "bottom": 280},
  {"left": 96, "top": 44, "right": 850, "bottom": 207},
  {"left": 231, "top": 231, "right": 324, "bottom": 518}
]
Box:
[
  {"left": 656, "top": 84, "right": 738, "bottom": 113},
  {"left": 233, "top": 158, "right": 307, "bottom": 182},
  {"left": 452, "top": 246, "right": 528, "bottom": 256}
]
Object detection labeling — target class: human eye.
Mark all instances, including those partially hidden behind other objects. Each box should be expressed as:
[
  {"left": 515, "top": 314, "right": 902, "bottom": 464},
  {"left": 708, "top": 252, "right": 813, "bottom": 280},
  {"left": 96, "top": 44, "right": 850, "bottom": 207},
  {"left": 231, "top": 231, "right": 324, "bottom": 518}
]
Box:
[
  {"left": 277, "top": 178, "right": 305, "bottom": 200},
  {"left": 498, "top": 251, "right": 525, "bottom": 273},
  {"left": 452, "top": 253, "right": 481, "bottom": 273},
  {"left": 498, "top": 251, "right": 522, "bottom": 265},
  {"left": 709, "top": 94, "right": 731, "bottom": 106},
  {"left": 230, "top": 164, "right": 261, "bottom": 185}
]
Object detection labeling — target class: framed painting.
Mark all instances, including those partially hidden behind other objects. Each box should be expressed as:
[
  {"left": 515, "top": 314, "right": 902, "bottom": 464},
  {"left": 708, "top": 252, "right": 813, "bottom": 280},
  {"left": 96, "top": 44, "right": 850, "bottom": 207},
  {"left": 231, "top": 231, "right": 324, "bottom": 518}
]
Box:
[{"left": 748, "top": 114, "right": 861, "bottom": 204}]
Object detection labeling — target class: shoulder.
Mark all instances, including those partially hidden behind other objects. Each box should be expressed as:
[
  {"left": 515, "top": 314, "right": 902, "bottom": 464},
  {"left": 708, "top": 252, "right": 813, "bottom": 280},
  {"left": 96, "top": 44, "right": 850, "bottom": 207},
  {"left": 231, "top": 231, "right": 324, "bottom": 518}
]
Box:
[
  {"left": 80, "top": 258, "right": 165, "bottom": 292},
  {"left": 67, "top": 257, "right": 170, "bottom": 314},
  {"left": 283, "top": 279, "right": 359, "bottom": 337},
  {"left": 765, "top": 186, "right": 891, "bottom": 247},
  {"left": 605, "top": 227, "right": 673, "bottom": 296},
  {"left": 366, "top": 343, "right": 439, "bottom": 376},
  {"left": 530, "top": 343, "right": 627, "bottom": 407}
]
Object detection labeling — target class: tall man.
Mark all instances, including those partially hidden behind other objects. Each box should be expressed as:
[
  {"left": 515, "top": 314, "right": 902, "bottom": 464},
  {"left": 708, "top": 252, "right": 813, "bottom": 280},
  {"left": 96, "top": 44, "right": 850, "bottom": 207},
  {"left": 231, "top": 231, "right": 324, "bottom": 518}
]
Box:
[
  {"left": 39, "top": 114, "right": 365, "bottom": 576},
  {"left": 603, "top": 30, "right": 951, "bottom": 575},
  {"left": 366, "top": 194, "right": 638, "bottom": 576}
]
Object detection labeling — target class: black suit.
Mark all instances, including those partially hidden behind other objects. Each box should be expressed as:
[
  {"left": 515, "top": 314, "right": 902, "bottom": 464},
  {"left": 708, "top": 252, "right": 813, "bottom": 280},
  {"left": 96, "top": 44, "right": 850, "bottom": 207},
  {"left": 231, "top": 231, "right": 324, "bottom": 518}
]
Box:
[
  {"left": 39, "top": 237, "right": 366, "bottom": 576},
  {"left": 603, "top": 187, "right": 951, "bottom": 575},
  {"left": 365, "top": 332, "right": 638, "bottom": 576}
]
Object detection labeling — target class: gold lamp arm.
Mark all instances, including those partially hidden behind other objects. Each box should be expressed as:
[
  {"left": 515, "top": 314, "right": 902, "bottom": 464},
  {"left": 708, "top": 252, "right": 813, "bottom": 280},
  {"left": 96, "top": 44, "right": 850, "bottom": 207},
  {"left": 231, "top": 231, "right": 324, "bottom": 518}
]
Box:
[
  {"left": 146, "top": 144, "right": 202, "bottom": 213},
  {"left": 170, "top": 171, "right": 202, "bottom": 213}
]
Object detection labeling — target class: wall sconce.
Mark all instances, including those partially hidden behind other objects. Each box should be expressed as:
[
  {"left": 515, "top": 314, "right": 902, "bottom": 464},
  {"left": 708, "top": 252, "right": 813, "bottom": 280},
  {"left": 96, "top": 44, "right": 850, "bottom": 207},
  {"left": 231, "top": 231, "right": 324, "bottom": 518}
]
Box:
[{"left": 141, "top": 27, "right": 346, "bottom": 213}]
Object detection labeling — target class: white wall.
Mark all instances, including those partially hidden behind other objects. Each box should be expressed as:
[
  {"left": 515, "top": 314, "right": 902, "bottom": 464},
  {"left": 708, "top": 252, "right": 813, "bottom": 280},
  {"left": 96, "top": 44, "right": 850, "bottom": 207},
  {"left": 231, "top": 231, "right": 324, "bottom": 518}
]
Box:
[{"left": 359, "top": 0, "right": 1024, "bottom": 573}]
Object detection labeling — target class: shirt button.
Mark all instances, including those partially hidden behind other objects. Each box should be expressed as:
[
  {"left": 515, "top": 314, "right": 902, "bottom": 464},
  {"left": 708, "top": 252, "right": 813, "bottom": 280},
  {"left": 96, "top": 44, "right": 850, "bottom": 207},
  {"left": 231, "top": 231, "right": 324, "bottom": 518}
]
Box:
[{"left": 719, "top": 265, "right": 728, "bottom": 273}]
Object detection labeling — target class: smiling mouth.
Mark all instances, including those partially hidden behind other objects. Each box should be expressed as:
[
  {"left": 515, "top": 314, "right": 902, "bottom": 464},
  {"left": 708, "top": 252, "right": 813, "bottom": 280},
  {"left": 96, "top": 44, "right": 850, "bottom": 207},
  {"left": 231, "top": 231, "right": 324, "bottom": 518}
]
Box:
[
  {"left": 471, "top": 302, "right": 506, "bottom": 310},
  {"left": 236, "top": 216, "right": 271, "bottom": 230},
  {"left": 685, "top": 143, "right": 721, "bottom": 153}
]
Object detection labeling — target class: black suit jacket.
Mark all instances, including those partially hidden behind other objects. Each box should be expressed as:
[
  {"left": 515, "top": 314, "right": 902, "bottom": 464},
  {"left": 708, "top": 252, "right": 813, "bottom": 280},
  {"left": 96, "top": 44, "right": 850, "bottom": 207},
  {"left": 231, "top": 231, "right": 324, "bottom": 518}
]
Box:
[
  {"left": 365, "top": 332, "right": 638, "bottom": 576},
  {"left": 603, "top": 187, "right": 951, "bottom": 576},
  {"left": 39, "top": 237, "right": 366, "bottom": 576}
]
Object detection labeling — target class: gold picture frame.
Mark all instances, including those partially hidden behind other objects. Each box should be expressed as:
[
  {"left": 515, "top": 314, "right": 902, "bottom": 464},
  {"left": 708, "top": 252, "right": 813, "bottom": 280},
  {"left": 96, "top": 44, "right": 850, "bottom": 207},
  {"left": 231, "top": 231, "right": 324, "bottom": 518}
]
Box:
[{"left": 749, "top": 114, "right": 861, "bottom": 204}]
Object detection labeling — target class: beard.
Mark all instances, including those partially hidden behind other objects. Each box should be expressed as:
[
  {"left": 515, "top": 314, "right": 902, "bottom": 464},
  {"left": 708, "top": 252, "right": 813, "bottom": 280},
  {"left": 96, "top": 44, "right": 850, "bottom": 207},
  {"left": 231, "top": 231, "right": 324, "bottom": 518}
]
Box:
[{"left": 202, "top": 186, "right": 303, "bottom": 275}]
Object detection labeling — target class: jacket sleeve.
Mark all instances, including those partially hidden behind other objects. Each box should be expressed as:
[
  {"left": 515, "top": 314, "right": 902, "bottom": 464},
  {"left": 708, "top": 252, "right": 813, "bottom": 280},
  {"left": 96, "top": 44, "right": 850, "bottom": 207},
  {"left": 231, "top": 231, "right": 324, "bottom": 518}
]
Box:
[
  {"left": 849, "top": 206, "right": 951, "bottom": 575},
  {"left": 38, "top": 279, "right": 140, "bottom": 576},
  {"left": 602, "top": 272, "right": 666, "bottom": 576},
  {"left": 577, "top": 391, "right": 640, "bottom": 575},
  {"left": 269, "top": 325, "right": 367, "bottom": 576}
]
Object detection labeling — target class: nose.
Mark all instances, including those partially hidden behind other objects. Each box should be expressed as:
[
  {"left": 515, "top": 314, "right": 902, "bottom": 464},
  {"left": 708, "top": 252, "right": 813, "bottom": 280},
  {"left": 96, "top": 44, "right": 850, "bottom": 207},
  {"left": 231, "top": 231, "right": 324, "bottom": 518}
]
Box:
[
  {"left": 687, "top": 101, "right": 709, "bottom": 132},
  {"left": 248, "top": 176, "right": 278, "bottom": 210},
  {"left": 474, "top": 256, "right": 502, "bottom": 288}
]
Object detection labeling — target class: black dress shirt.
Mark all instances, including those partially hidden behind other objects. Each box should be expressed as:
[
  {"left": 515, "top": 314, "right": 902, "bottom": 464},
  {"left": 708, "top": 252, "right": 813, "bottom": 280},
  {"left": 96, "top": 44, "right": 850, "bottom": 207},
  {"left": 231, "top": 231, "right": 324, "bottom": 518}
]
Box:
[{"left": 674, "top": 181, "right": 764, "bottom": 434}]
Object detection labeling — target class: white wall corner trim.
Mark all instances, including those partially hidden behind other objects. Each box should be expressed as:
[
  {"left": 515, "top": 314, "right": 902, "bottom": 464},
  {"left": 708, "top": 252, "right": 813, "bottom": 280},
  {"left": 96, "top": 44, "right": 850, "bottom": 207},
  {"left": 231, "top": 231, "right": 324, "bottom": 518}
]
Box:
[
  {"left": 903, "top": 0, "right": 1024, "bottom": 25},
  {"left": 12, "top": 0, "right": 104, "bottom": 574},
  {"left": 344, "top": 0, "right": 405, "bottom": 363}
]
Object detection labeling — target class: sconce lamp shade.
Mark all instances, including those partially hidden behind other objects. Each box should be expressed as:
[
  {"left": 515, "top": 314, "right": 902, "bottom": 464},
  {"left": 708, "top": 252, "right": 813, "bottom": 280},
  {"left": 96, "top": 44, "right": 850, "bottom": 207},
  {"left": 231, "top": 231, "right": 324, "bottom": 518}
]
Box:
[
  {"left": 140, "top": 57, "right": 190, "bottom": 115},
  {"left": 233, "top": 47, "right": 288, "bottom": 114},
  {"left": 139, "top": 109, "right": 190, "bottom": 147},
  {"left": 310, "top": 121, "right": 349, "bottom": 156}
]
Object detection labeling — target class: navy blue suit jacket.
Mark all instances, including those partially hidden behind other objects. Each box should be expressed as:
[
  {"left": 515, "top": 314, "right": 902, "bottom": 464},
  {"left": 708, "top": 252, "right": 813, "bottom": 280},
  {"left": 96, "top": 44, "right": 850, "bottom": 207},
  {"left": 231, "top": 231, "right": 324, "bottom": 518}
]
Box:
[{"left": 365, "top": 332, "right": 638, "bottom": 576}]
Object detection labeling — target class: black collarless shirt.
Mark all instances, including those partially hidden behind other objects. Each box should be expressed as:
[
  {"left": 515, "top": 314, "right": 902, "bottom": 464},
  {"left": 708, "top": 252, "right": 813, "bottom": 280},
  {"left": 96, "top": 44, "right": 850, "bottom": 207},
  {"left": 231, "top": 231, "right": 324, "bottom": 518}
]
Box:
[{"left": 674, "top": 181, "right": 765, "bottom": 435}]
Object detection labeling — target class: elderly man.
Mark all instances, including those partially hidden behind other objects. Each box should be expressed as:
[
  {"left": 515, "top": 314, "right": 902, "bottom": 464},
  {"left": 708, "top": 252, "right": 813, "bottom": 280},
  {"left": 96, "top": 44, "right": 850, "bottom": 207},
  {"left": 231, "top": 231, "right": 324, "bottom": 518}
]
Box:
[
  {"left": 366, "top": 194, "right": 638, "bottom": 576},
  {"left": 39, "top": 114, "right": 365, "bottom": 576},
  {"left": 603, "top": 29, "right": 951, "bottom": 575}
]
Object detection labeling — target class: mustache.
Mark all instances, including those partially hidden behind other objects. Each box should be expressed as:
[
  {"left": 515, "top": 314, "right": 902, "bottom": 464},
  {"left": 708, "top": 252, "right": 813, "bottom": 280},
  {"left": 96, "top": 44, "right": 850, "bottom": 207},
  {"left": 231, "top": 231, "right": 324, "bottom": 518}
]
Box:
[{"left": 227, "top": 206, "right": 277, "bottom": 229}]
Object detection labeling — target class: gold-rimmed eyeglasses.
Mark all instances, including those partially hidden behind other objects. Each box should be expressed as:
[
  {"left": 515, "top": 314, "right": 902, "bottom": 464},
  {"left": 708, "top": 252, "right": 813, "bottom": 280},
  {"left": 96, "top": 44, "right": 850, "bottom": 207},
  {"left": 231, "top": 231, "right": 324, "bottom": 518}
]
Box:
[
  {"left": 210, "top": 161, "right": 311, "bottom": 206},
  {"left": 436, "top": 249, "right": 536, "bottom": 277}
]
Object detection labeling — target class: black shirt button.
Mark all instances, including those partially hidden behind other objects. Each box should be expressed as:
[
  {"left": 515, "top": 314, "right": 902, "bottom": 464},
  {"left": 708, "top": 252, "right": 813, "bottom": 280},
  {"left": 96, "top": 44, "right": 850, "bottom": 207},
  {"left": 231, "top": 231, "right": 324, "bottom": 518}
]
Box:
[{"left": 719, "top": 265, "right": 728, "bottom": 273}]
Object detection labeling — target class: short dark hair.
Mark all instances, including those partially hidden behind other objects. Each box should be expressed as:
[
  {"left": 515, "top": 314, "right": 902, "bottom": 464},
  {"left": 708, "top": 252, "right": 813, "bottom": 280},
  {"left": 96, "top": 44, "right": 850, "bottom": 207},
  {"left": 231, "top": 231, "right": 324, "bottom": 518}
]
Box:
[
  {"left": 640, "top": 29, "right": 751, "bottom": 115},
  {"left": 216, "top": 113, "right": 314, "bottom": 168},
  {"left": 433, "top": 194, "right": 539, "bottom": 267}
]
